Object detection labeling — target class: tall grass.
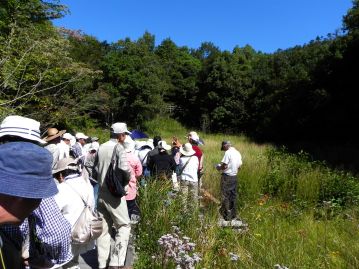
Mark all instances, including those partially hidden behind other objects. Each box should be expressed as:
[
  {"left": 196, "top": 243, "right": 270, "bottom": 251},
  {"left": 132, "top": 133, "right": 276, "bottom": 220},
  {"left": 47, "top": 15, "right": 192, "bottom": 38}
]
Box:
[{"left": 97, "top": 117, "right": 359, "bottom": 268}]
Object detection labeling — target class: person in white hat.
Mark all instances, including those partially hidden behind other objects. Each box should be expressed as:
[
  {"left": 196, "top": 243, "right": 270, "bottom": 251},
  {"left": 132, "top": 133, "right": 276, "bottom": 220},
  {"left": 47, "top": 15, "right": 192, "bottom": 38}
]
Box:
[
  {"left": 95, "top": 122, "right": 132, "bottom": 269},
  {"left": 58, "top": 132, "right": 73, "bottom": 161},
  {"left": 72, "top": 132, "right": 88, "bottom": 159},
  {"left": 186, "top": 131, "right": 204, "bottom": 191},
  {"left": 135, "top": 139, "right": 153, "bottom": 179},
  {"left": 178, "top": 143, "right": 200, "bottom": 206}
]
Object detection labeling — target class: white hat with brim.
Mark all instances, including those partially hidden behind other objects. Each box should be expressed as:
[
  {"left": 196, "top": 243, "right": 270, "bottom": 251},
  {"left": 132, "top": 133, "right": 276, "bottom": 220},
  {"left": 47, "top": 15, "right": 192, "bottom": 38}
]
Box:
[
  {"left": 180, "top": 143, "right": 196, "bottom": 156},
  {"left": 75, "top": 132, "right": 88, "bottom": 140},
  {"left": 0, "top": 115, "right": 46, "bottom": 144},
  {"left": 111, "top": 122, "right": 131, "bottom": 135},
  {"left": 158, "top": 140, "right": 171, "bottom": 151},
  {"left": 62, "top": 133, "right": 73, "bottom": 140}
]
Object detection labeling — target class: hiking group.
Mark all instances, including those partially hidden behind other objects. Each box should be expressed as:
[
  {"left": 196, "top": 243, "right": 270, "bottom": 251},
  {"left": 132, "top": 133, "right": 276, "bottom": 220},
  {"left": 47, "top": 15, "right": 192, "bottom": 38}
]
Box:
[{"left": 0, "top": 115, "right": 242, "bottom": 269}]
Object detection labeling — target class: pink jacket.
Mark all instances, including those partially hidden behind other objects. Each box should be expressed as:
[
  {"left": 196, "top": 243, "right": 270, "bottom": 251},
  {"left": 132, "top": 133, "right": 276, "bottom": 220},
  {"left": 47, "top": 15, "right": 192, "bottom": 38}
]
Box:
[{"left": 125, "top": 152, "right": 143, "bottom": 200}]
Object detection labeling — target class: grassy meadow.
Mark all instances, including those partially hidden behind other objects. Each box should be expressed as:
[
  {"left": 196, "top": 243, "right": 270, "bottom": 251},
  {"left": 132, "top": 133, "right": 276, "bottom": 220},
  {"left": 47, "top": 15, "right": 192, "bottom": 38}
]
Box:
[{"left": 89, "top": 117, "right": 359, "bottom": 268}]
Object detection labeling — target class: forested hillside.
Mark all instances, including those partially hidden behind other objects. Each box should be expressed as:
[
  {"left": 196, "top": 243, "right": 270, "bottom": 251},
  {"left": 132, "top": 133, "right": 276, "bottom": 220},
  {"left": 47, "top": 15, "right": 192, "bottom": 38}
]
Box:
[{"left": 1, "top": 0, "right": 358, "bottom": 170}]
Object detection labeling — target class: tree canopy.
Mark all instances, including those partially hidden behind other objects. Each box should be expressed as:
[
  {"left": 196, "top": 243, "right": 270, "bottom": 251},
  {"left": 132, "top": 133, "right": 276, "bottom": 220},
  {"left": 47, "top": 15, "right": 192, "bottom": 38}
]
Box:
[{"left": 1, "top": 0, "right": 358, "bottom": 152}]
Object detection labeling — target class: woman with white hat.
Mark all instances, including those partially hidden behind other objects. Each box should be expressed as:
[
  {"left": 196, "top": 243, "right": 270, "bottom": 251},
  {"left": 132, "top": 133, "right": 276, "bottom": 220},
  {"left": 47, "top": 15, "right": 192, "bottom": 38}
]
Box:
[{"left": 178, "top": 143, "right": 199, "bottom": 206}]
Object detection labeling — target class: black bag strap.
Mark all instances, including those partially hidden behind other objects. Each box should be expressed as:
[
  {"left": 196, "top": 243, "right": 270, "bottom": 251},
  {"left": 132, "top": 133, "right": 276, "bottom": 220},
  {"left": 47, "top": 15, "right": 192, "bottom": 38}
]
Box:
[
  {"left": 111, "top": 144, "right": 119, "bottom": 166},
  {"left": 178, "top": 156, "right": 193, "bottom": 176},
  {"left": 141, "top": 151, "right": 150, "bottom": 166}
]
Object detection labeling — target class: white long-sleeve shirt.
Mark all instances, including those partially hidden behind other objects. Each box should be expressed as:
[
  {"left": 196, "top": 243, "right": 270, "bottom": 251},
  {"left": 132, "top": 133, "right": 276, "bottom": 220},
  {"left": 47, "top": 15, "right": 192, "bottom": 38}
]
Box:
[{"left": 179, "top": 155, "right": 199, "bottom": 182}]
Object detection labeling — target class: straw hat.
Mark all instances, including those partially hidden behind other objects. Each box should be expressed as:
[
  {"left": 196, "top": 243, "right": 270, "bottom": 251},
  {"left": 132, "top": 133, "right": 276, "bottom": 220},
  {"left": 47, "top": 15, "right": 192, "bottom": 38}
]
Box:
[{"left": 43, "top": 128, "right": 66, "bottom": 142}]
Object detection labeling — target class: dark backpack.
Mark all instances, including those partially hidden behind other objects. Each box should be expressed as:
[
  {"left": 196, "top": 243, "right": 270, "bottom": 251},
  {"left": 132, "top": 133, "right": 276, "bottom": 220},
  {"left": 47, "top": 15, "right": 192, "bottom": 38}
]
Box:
[{"left": 104, "top": 144, "right": 129, "bottom": 197}]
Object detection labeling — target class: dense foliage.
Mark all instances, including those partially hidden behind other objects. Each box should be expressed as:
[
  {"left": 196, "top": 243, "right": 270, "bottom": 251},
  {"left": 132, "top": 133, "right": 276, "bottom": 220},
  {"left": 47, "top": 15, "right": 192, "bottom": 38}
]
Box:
[{"left": 1, "top": 0, "right": 358, "bottom": 156}]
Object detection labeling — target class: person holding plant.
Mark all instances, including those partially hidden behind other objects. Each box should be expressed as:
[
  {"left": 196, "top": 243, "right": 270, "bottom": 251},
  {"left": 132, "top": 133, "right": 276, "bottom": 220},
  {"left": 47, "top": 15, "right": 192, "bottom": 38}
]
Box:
[{"left": 216, "top": 141, "right": 242, "bottom": 225}]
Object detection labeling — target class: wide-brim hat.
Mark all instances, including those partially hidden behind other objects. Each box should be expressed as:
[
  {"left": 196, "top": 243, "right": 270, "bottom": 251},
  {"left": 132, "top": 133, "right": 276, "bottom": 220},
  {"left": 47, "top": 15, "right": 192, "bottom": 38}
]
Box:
[
  {"left": 186, "top": 131, "right": 201, "bottom": 144},
  {"left": 180, "top": 142, "right": 196, "bottom": 156},
  {"left": 0, "top": 115, "right": 46, "bottom": 144},
  {"left": 111, "top": 122, "right": 131, "bottom": 135},
  {"left": 52, "top": 157, "right": 78, "bottom": 174},
  {"left": 43, "top": 128, "right": 66, "bottom": 142},
  {"left": 0, "top": 142, "right": 58, "bottom": 198}
]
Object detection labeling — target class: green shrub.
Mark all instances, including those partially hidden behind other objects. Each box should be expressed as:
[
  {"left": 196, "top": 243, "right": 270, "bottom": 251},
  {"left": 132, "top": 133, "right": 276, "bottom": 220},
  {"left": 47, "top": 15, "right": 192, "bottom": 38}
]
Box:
[{"left": 262, "top": 148, "right": 359, "bottom": 208}]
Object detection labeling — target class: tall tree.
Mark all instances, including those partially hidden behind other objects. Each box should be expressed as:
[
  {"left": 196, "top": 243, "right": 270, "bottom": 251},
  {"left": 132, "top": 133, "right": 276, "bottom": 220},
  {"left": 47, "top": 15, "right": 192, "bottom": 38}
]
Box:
[
  {"left": 156, "top": 38, "right": 201, "bottom": 123},
  {"left": 100, "top": 33, "right": 169, "bottom": 127},
  {"left": 0, "top": 0, "right": 97, "bottom": 127}
]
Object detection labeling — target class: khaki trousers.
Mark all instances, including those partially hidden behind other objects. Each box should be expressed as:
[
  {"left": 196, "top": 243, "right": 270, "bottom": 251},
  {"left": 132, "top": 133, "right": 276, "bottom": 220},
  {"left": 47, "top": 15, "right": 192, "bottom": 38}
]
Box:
[
  {"left": 180, "top": 180, "right": 199, "bottom": 208},
  {"left": 97, "top": 191, "right": 131, "bottom": 268}
]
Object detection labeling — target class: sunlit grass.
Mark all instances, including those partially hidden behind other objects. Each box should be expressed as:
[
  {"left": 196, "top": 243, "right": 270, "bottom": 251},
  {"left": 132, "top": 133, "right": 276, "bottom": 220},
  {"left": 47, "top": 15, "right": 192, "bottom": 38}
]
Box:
[{"left": 105, "top": 117, "right": 359, "bottom": 268}]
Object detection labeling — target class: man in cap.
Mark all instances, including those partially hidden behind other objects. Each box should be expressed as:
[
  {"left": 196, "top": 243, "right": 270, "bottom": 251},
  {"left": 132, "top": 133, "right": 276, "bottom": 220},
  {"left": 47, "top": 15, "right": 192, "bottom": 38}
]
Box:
[
  {"left": 216, "top": 141, "right": 243, "bottom": 226},
  {"left": 95, "top": 122, "right": 132, "bottom": 269},
  {"left": 0, "top": 115, "right": 67, "bottom": 268}
]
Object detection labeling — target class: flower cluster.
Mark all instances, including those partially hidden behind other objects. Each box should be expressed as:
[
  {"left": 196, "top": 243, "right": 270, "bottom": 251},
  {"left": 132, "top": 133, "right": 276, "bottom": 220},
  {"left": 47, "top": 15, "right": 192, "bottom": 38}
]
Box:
[
  {"left": 158, "top": 226, "right": 201, "bottom": 269},
  {"left": 274, "top": 264, "right": 289, "bottom": 269},
  {"left": 229, "top": 252, "right": 240, "bottom": 261}
]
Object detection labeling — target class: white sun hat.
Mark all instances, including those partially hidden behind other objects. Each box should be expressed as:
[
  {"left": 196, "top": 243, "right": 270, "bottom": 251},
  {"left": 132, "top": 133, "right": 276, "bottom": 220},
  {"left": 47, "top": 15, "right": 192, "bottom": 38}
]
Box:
[
  {"left": 0, "top": 115, "right": 45, "bottom": 144},
  {"left": 158, "top": 140, "right": 171, "bottom": 151},
  {"left": 75, "top": 132, "right": 88, "bottom": 140},
  {"left": 180, "top": 143, "right": 196, "bottom": 156},
  {"left": 111, "top": 122, "right": 131, "bottom": 135}
]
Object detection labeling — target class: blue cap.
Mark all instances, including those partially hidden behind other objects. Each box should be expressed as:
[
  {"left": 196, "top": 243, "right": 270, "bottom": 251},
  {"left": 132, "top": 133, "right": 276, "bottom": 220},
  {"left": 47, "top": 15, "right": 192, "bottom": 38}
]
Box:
[{"left": 0, "top": 142, "right": 58, "bottom": 199}]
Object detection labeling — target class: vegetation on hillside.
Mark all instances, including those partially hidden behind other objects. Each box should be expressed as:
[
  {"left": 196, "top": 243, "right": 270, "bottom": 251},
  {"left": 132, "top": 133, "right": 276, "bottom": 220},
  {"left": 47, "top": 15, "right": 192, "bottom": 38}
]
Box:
[{"left": 2, "top": 1, "right": 359, "bottom": 150}]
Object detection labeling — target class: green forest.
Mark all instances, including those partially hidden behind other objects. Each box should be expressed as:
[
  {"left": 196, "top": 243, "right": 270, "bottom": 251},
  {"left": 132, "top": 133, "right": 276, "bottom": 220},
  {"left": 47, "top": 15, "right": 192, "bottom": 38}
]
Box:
[{"left": 1, "top": 0, "right": 358, "bottom": 170}]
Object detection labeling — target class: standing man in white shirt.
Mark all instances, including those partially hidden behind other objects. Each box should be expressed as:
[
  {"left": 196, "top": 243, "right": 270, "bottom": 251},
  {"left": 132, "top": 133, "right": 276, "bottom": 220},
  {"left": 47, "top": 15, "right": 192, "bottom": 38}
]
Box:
[{"left": 216, "top": 141, "right": 242, "bottom": 224}]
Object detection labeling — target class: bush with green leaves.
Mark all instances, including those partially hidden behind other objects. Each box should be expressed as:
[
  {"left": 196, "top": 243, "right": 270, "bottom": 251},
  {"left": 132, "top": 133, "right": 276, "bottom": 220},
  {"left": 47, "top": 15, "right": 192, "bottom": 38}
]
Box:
[{"left": 262, "top": 147, "right": 359, "bottom": 208}]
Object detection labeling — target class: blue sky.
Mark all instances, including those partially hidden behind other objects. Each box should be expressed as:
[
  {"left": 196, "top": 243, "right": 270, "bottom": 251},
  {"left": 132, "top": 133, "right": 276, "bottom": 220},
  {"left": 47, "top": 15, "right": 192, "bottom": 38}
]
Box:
[{"left": 53, "top": 0, "right": 353, "bottom": 53}]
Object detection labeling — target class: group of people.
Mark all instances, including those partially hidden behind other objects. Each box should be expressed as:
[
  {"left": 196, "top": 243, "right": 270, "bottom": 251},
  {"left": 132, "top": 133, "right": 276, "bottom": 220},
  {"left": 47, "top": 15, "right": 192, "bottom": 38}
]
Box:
[{"left": 0, "top": 114, "right": 243, "bottom": 269}]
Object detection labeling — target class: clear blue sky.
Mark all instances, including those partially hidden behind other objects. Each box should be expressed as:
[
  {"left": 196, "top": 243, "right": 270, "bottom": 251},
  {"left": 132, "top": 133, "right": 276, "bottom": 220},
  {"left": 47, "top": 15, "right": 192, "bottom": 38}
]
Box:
[{"left": 53, "top": 0, "right": 353, "bottom": 53}]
